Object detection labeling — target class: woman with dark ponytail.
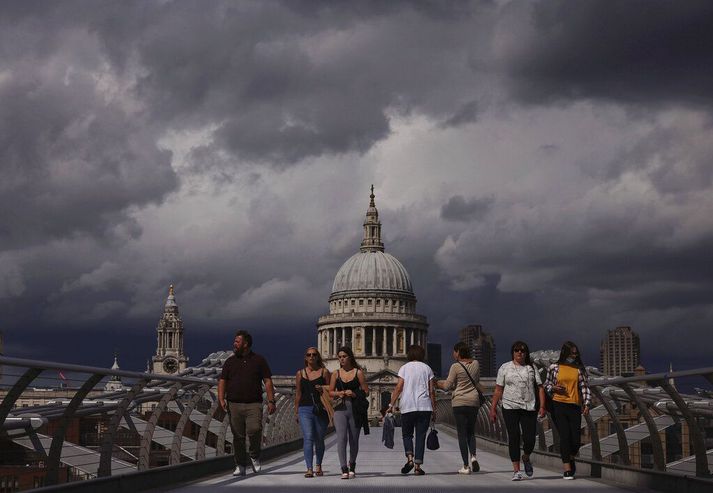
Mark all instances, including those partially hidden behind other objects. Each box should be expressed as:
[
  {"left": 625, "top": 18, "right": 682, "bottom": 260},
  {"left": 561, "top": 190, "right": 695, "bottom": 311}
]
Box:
[{"left": 544, "top": 341, "right": 591, "bottom": 480}]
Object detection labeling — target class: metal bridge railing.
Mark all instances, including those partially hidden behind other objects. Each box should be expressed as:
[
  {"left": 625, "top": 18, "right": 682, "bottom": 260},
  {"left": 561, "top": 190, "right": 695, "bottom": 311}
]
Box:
[
  {"left": 0, "top": 355, "right": 301, "bottom": 490},
  {"left": 435, "top": 365, "right": 713, "bottom": 479}
]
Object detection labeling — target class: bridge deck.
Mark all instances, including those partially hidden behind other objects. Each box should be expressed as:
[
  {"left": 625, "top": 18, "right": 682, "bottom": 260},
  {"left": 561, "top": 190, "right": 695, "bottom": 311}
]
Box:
[{"left": 157, "top": 426, "right": 653, "bottom": 492}]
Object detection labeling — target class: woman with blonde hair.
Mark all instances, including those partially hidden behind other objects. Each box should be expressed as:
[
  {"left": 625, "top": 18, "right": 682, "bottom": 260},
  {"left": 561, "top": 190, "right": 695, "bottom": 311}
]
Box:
[{"left": 294, "top": 347, "right": 330, "bottom": 477}]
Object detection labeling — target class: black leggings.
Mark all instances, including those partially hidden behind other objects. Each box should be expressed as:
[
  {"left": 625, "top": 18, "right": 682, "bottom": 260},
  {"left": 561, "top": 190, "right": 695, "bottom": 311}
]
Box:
[
  {"left": 551, "top": 401, "right": 582, "bottom": 462},
  {"left": 453, "top": 406, "right": 478, "bottom": 465},
  {"left": 501, "top": 408, "right": 537, "bottom": 462}
]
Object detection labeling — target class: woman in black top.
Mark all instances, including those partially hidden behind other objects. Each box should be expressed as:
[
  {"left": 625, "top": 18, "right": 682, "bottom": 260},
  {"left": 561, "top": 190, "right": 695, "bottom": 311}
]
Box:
[
  {"left": 329, "top": 346, "right": 369, "bottom": 479},
  {"left": 295, "top": 347, "right": 330, "bottom": 477}
]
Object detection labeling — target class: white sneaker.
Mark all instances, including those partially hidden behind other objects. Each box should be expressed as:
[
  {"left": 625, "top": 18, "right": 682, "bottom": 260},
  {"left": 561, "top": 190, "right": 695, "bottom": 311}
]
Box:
[
  {"left": 511, "top": 471, "right": 523, "bottom": 481},
  {"left": 348, "top": 471, "right": 355, "bottom": 478},
  {"left": 250, "top": 457, "right": 261, "bottom": 473},
  {"left": 458, "top": 466, "right": 471, "bottom": 474},
  {"left": 233, "top": 465, "right": 246, "bottom": 476}
]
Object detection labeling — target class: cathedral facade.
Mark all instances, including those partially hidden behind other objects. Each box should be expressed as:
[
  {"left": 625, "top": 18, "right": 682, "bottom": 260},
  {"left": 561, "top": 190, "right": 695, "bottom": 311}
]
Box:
[{"left": 317, "top": 187, "right": 428, "bottom": 413}]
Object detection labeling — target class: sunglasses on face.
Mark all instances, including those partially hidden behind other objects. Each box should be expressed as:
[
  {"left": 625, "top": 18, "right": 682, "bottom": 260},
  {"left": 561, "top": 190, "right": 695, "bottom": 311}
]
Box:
[
  {"left": 306, "top": 353, "right": 319, "bottom": 357},
  {"left": 513, "top": 348, "right": 526, "bottom": 353}
]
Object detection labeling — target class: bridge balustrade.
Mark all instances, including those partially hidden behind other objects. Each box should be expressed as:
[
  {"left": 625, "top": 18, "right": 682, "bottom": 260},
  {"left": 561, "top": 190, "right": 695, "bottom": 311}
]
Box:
[
  {"left": 434, "top": 365, "right": 713, "bottom": 479},
  {"left": 0, "top": 355, "right": 302, "bottom": 490}
]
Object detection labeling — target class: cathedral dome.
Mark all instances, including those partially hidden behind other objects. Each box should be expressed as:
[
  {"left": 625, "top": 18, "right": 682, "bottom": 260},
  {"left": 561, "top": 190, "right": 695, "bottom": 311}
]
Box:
[{"left": 332, "top": 250, "right": 413, "bottom": 295}]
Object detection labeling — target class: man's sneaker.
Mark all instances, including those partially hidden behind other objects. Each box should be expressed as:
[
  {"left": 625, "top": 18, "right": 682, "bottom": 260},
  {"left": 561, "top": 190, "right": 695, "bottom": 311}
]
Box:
[
  {"left": 250, "top": 457, "right": 261, "bottom": 473},
  {"left": 233, "top": 465, "right": 246, "bottom": 476},
  {"left": 341, "top": 466, "right": 350, "bottom": 479},
  {"left": 349, "top": 462, "right": 356, "bottom": 478},
  {"left": 470, "top": 455, "right": 480, "bottom": 472},
  {"left": 458, "top": 465, "right": 471, "bottom": 474},
  {"left": 522, "top": 457, "right": 534, "bottom": 477},
  {"left": 563, "top": 470, "right": 575, "bottom": 480},
  {"left": 570, "top": 459, "right": 576, "bottom": 475},
  {"left": 511, "top": 471, "right": 523, "bottom": 481}
]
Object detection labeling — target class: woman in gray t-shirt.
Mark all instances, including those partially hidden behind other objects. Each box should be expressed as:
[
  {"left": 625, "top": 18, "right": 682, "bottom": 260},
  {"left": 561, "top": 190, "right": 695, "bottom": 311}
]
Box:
[{"left": 490, "top": 341, "right": 546, "bottom": 481}]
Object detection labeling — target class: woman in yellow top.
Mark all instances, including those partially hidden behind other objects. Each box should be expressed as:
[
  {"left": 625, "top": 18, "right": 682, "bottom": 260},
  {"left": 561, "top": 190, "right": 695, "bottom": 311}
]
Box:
[{"left": 544, "top": 341, "right": 591, "bottom": 480}]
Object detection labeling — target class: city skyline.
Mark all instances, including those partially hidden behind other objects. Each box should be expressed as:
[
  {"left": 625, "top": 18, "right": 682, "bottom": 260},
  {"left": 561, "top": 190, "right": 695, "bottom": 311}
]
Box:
[{"left": 1, "top": 2, "right": 712, "bottom": 375}]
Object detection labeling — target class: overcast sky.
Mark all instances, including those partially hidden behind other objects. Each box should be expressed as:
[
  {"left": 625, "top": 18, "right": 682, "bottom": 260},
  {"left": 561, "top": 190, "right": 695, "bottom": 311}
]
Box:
[{"left": 2, "top": 0, "right": 712, "bottom": 375}]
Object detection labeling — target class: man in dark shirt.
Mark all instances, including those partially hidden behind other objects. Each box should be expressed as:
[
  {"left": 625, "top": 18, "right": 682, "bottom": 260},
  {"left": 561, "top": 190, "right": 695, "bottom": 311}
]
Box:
[{"left": 218, "top": 330, "right": 276, "bottom": 476}]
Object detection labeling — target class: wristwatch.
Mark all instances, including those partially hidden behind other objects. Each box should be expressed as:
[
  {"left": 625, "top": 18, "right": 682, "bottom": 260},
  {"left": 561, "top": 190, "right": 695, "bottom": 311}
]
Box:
[{"left": 268, "top": 399, "right": 276, "bottom": 404}]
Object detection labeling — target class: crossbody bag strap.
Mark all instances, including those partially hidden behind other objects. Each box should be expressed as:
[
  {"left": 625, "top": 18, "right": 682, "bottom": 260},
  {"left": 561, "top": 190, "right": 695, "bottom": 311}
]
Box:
[
  {"left": 457, "top": 361, "right": 478, "bottom": 388},
  {"left": 458, "top": 361, "right": 484, "bottom": 405}
]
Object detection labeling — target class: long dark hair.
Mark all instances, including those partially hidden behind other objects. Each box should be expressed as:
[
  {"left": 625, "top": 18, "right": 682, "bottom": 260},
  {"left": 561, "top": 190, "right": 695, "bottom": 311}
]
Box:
[
  {"left": 303, "top": 346, "right": 325, "bottom": 369},
  {"left": 337, "top": 346, "right": 359, "bottom": 370},
  {"left": 557, "top": 341, "right": 584, "bottom": 368},
  {"left": 510, "top": 340, "right": 533, "bottom": 366}
]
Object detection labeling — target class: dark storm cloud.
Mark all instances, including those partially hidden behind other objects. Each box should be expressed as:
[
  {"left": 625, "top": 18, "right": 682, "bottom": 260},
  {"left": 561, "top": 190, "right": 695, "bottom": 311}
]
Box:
[
  {"left": 0, "top": 0, "right": 491, "bottom": 166},
  {"left": 440, "top": 101, "right": 480, "bottom": 128},
  {"left": 441, "top": 195, "right": 493, "bottom": 222},
  {"left": 502, "top": 1, "right": 713, "bottom": 106},
  {"left": 1, "top": 0, "right": 712, "bottom": 375},
  {"left": 0, "top": 7, "right": 177, "bottom": 250}
]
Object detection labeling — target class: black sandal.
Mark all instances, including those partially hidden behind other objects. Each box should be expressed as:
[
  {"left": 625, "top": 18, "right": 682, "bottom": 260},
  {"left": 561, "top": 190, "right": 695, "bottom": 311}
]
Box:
[
  {"left": 401, "top": 460, "right": 414, "bottom": 474},
  {"left": 414, "top": 467, "right": 425, "bottom": 476}
]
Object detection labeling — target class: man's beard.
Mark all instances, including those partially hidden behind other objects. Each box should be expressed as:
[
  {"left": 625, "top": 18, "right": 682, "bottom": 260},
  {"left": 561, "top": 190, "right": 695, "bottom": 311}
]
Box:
[{"left": 234, "top": 347, "right": 245, "bottom": 356}]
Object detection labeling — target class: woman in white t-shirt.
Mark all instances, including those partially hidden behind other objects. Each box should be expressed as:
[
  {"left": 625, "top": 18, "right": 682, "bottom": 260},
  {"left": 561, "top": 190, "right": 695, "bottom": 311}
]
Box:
[
  {"left": 388, "top": 345, "right": 435, "bottom": 476},
  {"left": 490, "top": 341, "right": 546, "bottom": 481}
]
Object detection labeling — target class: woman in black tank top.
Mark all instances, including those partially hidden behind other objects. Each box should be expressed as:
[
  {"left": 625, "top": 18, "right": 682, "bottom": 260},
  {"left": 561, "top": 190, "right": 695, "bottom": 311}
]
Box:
[
  {"left": 329, "top": 346, "right": 369, "bottom": 479},
  {"left": 295, "top": 347, "right": 330, "bottom": 477}
]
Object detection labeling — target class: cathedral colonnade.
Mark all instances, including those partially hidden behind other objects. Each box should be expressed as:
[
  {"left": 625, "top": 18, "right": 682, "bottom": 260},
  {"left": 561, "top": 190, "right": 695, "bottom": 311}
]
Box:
[{"left": 317, "top": 326, "right": 428, "bottom": 358}]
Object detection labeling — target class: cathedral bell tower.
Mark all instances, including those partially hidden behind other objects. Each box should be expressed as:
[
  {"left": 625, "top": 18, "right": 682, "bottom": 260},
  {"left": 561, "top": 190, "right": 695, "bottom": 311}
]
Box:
[{"left": 152, "top": 285, "right": 188, "bottom": 374}]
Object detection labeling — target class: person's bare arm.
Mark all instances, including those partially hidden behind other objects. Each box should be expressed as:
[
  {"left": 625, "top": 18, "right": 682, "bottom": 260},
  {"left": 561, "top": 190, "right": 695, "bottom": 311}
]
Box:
[
  {"left": 429, "top": 378, "right": 436, "bottom": 419},
  {"left": 218, "top": 378, "right": 227, "bottom": 411},
  {"left": 358, "top": 369, "right": 369, "bottom": 394},
  {"left": 388, "top": 377, "right": 405, "bottom": 409},
  {"left": 537, "top": 385, "right": 546, "bottom": 417},
  {"left": 329, "top": 371, "right": 340, "bottom": 398},
  {"left": 489, "top": 384, "right": 504, "bottom": 422},
  {"left": 294, "top": 371, "right": 302, "bottom": 417},
  {"left": 264, "top": 377, "right": 276, "bottom": 415}
]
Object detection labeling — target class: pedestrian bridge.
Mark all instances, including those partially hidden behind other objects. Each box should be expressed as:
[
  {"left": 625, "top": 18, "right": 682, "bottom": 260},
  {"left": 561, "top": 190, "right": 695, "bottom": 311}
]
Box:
[
  {"left": 1, "top": 354, "right": 712, "bottom": 493},
  {"left": 165, "top": 426, "right": 641, "bottom": 493}
]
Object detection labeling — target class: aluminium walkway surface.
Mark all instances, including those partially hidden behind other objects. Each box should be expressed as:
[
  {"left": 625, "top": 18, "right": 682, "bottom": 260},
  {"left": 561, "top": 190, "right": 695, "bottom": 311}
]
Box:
[{"left": 152, "top": 427, "right": 653, "bottom": 493}]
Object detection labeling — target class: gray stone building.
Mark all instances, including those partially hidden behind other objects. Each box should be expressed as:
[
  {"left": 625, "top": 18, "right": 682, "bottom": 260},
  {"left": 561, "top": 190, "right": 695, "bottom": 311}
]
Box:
[
  {"left": 151, "top": 285, "right": 189, "bottom": 375},
  {"left": 317, "top": 187, "right": 429, "bottom": 414}
]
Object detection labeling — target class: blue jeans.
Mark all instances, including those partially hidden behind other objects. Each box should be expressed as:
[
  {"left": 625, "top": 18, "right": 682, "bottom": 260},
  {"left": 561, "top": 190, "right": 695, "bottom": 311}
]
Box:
[
  {"left": 401, "top": 411, "right": 432, "bottom": 464},
  {"left": 298, "top": 405, "right": 328, "bottom": 469}
]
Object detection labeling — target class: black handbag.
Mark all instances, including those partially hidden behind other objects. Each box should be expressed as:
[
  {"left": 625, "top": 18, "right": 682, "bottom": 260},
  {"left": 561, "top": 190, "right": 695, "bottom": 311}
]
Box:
[
  {"left": 426, "top": 426, "right": 440, "bottom": 450},
  {"left": 311, "top": 391, "right": 328, "bottom": 419}
]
